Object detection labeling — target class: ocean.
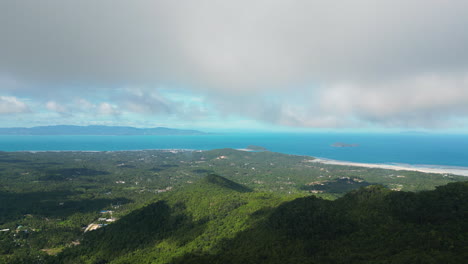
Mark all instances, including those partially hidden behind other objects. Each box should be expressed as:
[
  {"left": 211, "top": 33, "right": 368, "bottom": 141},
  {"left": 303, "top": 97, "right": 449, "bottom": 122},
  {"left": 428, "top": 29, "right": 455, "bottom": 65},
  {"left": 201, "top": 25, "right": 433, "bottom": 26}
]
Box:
[{"left": 0, "top": 133, "right": 467, "bottom": 167}]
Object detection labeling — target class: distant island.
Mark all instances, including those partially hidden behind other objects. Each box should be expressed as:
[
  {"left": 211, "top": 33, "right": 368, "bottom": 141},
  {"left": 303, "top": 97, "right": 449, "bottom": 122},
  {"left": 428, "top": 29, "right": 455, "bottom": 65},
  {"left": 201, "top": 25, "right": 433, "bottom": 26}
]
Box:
[
  {"left": 0, "top": 125, "right": 207, "bottom": 136},
  {"left": 331, "top": 142, "right": 359, "bottom": 147}
]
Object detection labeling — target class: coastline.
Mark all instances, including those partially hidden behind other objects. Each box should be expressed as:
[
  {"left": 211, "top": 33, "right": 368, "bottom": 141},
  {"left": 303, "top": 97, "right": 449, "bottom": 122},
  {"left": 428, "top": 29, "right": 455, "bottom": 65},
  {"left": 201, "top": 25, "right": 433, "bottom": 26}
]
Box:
[
  {"left": 311, "top": 158, "right": 468, "bottom": 177},
  {"left": 4, "top": 147, "right": 468, "bottom": 177}
]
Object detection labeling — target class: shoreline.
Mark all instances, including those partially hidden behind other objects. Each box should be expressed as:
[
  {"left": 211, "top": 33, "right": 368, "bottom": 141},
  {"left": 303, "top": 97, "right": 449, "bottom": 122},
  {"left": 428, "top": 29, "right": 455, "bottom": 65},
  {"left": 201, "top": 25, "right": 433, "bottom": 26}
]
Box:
[
  {"left": 4, "top": 148, "right": 468, "bottom": 177},
  {"left": 311, "top": 158, "right": 468, "bottom": 177}
]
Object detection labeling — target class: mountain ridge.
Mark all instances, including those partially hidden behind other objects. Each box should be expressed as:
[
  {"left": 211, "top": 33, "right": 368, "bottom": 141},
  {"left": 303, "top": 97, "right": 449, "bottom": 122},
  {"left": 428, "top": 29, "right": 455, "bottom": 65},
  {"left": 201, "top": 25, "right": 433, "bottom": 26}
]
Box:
[
  {"left": 53, "top": 180, "right": 468, "bottom": 264},
  {"left": 0, "top": 125, "right": 206, "bottom": 135}
]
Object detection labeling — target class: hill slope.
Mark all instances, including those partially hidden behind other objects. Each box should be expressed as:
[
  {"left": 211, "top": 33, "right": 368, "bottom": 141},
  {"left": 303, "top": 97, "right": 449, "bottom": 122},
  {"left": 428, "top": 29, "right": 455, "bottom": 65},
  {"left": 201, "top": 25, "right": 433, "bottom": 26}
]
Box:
[
  {"left": 201, "top": 174, "right": 252, "bottom": 193},
  {"left": 50, "top": 180, "right": 468, "bottom": 264},
  {"left": 174, "top": 182, "right": 468, "bottom": 264},
  {"left": 53, "top": 175, "right": 289, "bottom": 264}
]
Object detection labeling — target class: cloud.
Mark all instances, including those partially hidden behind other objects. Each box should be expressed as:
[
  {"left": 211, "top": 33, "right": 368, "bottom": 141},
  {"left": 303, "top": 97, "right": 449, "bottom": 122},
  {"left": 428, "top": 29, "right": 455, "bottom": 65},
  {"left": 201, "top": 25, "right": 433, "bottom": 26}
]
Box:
[
  {"left": 0, "top": 96, "right": 30, "bottom": 114},
  {"left": 75, "top": 98, "right": 96, "bottom": 112},
  {"left": 74, "top": 99, "right": 120, "bottom": 116},
  {"left": 117, "top": 88, "right": 174, "bottom": 115},
  {"left": 1, "top": 1, "right": 468, "bottom": 129},
  {"left": 46, "top": 101, "right": 68, "bottom": 113},
  {"left": 97, "top": 102, "right": 120, "bottom": 116},
  {"left": 318, "top": 72, "right": 468, "bottom": 127},
  {"left": 1, "top": 0, "right": 467, "bottom": 89}
]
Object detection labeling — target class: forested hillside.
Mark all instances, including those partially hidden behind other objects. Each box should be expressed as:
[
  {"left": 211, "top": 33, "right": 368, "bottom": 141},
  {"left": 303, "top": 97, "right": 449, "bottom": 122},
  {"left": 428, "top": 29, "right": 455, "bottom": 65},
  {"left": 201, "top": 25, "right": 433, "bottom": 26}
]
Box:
[
  {"left": 52, "top": 178, "right": 468, "bottom": 264},
  {"left": 52, "top": 174, "right": 296, "bottom": 263},
  {"left": 0, "top": 149, "right": 466, "bottom": 263}
]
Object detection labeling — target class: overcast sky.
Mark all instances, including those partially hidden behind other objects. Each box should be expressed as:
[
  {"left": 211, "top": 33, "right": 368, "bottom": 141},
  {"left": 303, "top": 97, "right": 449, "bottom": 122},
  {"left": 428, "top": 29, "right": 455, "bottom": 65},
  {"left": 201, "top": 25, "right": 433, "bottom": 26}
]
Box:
[{"left": 1, "top": 0, "right": 468, "bottom": 132}]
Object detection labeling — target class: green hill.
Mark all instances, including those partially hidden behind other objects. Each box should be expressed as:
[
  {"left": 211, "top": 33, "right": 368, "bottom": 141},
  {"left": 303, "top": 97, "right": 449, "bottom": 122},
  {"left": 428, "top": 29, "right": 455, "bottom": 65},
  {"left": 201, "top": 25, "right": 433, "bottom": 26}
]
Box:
[
  {"left": 201, "top": 174, "right": 252, "bottom": 193},
  {"left": 49, "top": 179, "right": 468, "bottom": 264},
  {"left": 174, "top": 182, "right": 468, "bottom": 264},
  {"left": 52, "top": 175, "right": 291, "bottom": 264}
]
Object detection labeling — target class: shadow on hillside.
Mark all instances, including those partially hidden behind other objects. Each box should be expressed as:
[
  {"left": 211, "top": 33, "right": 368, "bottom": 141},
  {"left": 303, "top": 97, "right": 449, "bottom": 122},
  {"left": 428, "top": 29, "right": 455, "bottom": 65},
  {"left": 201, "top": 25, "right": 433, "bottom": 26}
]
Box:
[
  {"left": 31, "top": 161, "right": 63, "bottom": 166},
  {"left": 40, "top": 168, "right": 110, "bottom": 181},
  {"left": 0, "top": 190, "right": 131, "bottom": 224},
  {"left": 171, "top": 195, "right": 344, "bottom": 264},
  {"left": 160, "top": 164, "right": 179, "bottom": 168},
  {"left": 203, "top": 174, "right": 253, "bottom": 193},
  {"left": 192, "top": 169, "right": 213, "bottom": 174},
  {"left": 150, "top": 164, "right": 179, "bottom": 172},
  {"left": 171, "top": 182, "right": 468, "bottom": 264},
  {"left": 57, "top": 200, "right": 208, "bottom": 263},
  {"left": 0, "top": 157, "right": 29, "bottom": 163}
]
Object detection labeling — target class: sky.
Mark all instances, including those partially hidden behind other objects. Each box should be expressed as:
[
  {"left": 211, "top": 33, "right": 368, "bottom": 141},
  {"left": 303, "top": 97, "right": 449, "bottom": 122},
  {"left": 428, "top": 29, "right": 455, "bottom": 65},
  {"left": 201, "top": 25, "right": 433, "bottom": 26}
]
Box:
[{"left": 1, "top": 0, "right": 468, "bottom": 132}]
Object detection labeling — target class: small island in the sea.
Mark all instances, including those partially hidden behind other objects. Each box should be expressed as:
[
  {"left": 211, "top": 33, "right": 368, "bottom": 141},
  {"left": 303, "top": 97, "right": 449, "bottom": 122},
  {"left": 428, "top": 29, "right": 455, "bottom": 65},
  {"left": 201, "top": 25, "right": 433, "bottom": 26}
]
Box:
[{"left": 331, "top": 142, "right": 359, "bottom": 147}]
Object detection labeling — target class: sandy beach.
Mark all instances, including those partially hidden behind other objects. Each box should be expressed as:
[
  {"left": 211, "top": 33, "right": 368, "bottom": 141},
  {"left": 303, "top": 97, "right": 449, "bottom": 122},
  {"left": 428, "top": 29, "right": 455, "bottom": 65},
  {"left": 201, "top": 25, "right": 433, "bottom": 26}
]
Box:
[
  {"left": 236, "top": 148, "right": 255, "bottom": 152},
  {"left": 312, "top": 158, "right": 468, "bottom": 177}
]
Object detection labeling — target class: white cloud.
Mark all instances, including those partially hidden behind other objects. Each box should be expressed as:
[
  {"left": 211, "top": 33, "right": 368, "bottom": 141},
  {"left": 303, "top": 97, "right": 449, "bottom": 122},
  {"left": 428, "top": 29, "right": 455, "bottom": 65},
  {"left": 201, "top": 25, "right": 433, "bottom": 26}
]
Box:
[
  {"left": 0, "top": 96, "right": 30, "bottom": 114},
  {"left": 97, "top": 102, "right": 119, "bottom": 116},
  {"left": 46, "top": 101, "right": 68, "bottom": 113},
  {"left": 75, "top": 98, "right": 95, "bottom": 111},
  {"left": 317, "top": 72, "right": 468, "bottom": 127},
  {"left": 1, "top": 1, "right": 468, "bottom": 129}
]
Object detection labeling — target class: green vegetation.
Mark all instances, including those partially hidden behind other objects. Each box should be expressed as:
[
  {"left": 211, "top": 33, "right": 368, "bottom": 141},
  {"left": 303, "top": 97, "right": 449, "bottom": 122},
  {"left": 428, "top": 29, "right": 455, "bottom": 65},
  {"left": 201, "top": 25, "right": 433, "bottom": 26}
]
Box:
[
  {"left": 53, "top": 179, "right": 468, "bottom": 264},
  {"left": 246, "top": 145, "right": 268, "bottom": 151},
  {"left": 171, "top": 181, "right": 468, "bottom": 264},
  {"left": 0, "top": 149, "right": 466, "bottom": 263}
]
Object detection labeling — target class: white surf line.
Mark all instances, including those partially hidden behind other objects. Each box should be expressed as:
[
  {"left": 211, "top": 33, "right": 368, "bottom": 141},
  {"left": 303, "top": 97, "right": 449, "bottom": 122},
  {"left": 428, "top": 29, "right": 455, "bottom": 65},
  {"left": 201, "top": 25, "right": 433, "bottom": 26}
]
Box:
[{"left": 311, "top": 158, "right": 468, "bottom": 177}]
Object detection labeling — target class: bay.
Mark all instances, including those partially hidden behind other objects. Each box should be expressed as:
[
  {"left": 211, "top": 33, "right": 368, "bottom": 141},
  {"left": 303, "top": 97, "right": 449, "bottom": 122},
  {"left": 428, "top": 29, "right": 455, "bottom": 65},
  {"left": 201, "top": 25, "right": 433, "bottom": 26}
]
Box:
[{"left": 0, "top": 133, "right": 467, "bottom": 167}]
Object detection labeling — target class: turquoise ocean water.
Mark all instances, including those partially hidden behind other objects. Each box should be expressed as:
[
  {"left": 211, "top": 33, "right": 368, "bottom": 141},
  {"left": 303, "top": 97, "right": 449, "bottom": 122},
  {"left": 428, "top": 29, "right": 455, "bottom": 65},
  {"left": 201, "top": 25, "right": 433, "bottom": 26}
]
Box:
[{"left": 0, "top": 133, "right": 467, "bottom": 167}]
